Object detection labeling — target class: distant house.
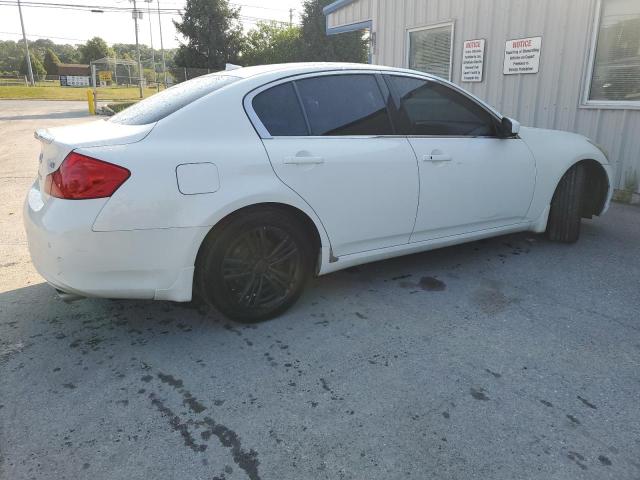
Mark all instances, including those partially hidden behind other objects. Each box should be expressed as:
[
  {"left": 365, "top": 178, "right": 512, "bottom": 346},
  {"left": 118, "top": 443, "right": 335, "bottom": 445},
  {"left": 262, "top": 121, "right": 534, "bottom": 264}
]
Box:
[
  {"left": 56, "top": 63, "right": 90, "bottom": 76},
  {"left": 57, "top": 63, "right": 91, "bottom": 87}
]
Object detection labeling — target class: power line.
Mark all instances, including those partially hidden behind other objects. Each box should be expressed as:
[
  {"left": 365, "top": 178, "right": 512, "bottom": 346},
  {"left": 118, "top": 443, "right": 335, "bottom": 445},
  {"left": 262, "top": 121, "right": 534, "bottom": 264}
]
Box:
[
  {"left": 0, "top": 30, "right": 88, "bottom": 42},
  {"left": 0, "top": 0, "right": 293, "bottom": 14},
  {"left": 0, "top": 1, "right": 295, "bottom": 24}
]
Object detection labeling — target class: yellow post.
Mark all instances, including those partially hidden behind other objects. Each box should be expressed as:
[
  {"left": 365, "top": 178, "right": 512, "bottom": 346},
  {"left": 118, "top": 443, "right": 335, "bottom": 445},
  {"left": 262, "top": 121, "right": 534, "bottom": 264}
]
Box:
[{"left": 87, "top": 89, "right": 96, "bottom": 115}]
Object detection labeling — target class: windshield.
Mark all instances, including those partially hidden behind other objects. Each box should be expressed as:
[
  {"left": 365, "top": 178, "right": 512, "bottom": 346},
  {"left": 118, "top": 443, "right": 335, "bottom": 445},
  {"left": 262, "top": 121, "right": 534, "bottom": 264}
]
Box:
[{"left": 109, "top": 74, "right": 239, "bottom": 125}]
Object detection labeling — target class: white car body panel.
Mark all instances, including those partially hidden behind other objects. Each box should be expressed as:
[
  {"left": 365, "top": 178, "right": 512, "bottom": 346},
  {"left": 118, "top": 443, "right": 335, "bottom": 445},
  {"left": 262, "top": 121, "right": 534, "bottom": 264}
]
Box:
[
  {"left": 176, "top": 163, "right": 220, "bottom": 195},
  {"left": 409, "top": 136, "right": 536, "bottom": 242},
  {"left": 517, "top": 127, "right": 613, "bottom": 218},
  {"left": 23, "top": 62, "right": 612, "bottom": 303},
  {"left": 24, "top": 185, "right": 207, "bottom": 301},
  {"left": 262, "top": 136, "right": 419, "bottom": 256}
]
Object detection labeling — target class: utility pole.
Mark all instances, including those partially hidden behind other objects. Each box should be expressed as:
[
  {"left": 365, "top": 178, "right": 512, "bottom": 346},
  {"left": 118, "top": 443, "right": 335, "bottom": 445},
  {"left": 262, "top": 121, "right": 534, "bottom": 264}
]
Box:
[
  {"left": 144, "top": 0, "right": 156, "bottom": 87},
  {"left": 17, "top": 0, "right": 34, "bottom": 86},
  {"left": 289, "top": 8, "right": 293, "bottom": 27},
  {"left": 156, "top": 0, "right": 167, "bottom": 87},
  {"left": 131, "top": 0, "right": 144, "bottom": 98}
]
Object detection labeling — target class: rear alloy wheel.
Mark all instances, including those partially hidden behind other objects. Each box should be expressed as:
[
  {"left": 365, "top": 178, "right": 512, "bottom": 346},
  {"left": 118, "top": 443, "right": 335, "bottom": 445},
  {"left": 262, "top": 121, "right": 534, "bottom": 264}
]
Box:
[
  {"left": 197, "top": 209, "right": 313, "bottom": 322},
  {"left": 546, "top": 165, "right": 586, "bottom": 243}
]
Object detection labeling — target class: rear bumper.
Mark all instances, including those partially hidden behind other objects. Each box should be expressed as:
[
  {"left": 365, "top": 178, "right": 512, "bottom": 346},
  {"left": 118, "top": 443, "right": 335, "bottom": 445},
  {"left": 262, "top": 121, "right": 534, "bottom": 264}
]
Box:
[{"left": 24, "top": 183, "right": 209, "bottom": 302}]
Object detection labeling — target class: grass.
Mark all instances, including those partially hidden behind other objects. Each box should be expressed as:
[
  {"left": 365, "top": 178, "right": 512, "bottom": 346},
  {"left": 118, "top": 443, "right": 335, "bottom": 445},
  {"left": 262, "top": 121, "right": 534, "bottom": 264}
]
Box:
[{"left": 0, "top": 85, "right": 159, "bottom": 101}]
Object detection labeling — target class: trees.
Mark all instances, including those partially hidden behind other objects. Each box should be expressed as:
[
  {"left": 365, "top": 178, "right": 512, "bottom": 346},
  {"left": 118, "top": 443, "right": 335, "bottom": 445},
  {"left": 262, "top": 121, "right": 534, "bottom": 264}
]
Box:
[
  {"left": 52, "top": 44, "right": 81, "bottom": 64},
  {"left": 19, "top": 53, "right": 46, "bottom": 77},
  {"left": 240, "top": 0, "right": 368, "bottom": 68},
  {"left": 43, "top": 49, "right": 61, "bottom": 75},
  {"left": 0, "top": 40, "right": 83, "bottom": 74},
  {"left": 0, "top": 0, "right": 369, "bottom": 79},
  {"left": 0, "top": 40, "right": 23, "bottom": 73},
  {"left": 299, "top": 0, "right": 368, "bottom": 63},
  {"left": 173, "top": 0, "right": 243, "bottom": 70},
  {"left": 242, "top": 22, "right": 302, "bottom": 66},
  {"left": 79, "top": 37, "right": 113, "bottom": 64}
]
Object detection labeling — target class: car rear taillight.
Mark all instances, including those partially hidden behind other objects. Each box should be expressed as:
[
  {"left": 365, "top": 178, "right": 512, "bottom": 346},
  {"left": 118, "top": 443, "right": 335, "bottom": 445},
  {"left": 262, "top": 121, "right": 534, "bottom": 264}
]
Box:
[{"left": 44, "top": 152, "right": 130, "bottom": 200}]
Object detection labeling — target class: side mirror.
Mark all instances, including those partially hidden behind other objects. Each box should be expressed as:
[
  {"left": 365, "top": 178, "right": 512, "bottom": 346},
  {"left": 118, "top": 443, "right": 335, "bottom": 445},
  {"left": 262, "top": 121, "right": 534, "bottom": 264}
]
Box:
[{"left": 500, "top": 117, "right": 520, "bottom": 137}]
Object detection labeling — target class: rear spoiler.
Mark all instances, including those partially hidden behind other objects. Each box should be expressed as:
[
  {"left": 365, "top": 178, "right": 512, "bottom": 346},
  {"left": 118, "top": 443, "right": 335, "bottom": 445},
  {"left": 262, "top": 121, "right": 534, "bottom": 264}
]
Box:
[{"left": 34, "top": 128, "right": 54, "bottom": 144}]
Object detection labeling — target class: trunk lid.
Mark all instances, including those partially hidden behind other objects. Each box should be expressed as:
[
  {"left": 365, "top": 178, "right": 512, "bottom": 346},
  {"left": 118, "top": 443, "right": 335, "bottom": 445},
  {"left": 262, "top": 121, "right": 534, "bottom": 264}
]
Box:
[{"left": 34, "top": 120, "right": 153, "bottom": 196}]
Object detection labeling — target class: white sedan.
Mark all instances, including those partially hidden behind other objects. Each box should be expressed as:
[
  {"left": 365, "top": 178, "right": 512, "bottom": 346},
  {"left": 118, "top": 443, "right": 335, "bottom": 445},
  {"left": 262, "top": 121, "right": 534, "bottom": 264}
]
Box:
[{"left": 24, "top": 63, "right": 612, "bottom": 321}]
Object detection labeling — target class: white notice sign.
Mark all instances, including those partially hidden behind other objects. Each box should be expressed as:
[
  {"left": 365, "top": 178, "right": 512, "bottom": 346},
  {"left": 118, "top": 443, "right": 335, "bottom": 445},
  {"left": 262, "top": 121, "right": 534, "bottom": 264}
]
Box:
[
  {"left": 461, "top": 39, "right": 485, "bottom": 82},
  {"left": 503, "top": 36, "right": 542, "bottom": 75}
]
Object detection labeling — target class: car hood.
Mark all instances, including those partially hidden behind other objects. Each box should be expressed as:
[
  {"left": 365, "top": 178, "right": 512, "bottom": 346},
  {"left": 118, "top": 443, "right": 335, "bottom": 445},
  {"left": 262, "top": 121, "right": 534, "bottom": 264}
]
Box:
[
  {"left": 517, "top": 126, "right": 609, "bottom": 165},
  {"left": 518, "top": 126, "right": 586, "bottom": 143}
]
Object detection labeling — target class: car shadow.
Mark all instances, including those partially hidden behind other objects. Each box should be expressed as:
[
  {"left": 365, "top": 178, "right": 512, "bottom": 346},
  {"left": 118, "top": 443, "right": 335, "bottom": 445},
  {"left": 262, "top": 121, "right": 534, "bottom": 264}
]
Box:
[
  {"left": 2, "top": 221, "right": 611, "bottom": 362},
  {"left": 0, "top": 230, "right": 557, "bottom": 350}
]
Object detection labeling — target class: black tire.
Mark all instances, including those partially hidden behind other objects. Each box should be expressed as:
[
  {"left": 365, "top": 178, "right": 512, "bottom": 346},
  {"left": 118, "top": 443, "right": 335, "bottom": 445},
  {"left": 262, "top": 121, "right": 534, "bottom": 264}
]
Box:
[
  {"left": 196, "top": 208, "right": 313, "bottom": 322},
  {"left": 546, "top": 165, "right": 586, "bottom": 243}
]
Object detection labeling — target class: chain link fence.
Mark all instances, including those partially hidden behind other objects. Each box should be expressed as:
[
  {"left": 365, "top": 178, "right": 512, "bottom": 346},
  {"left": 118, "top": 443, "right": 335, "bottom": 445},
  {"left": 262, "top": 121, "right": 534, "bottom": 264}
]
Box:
[
  {"left": 0, "top": 74, "right": 61, "bottom": 87},
  {"left": 167, "top": 67, "right": 212, "bottom": 84},
  {"left": 1, "top": 66, "right": 215, "bottom": 89}
]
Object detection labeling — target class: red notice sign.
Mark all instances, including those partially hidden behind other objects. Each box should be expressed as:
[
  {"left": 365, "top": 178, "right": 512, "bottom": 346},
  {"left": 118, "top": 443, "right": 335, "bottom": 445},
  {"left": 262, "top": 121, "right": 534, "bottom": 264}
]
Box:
[
  {"left": 503, "top": 36, "right": 542, "bottom": 75},
  {"left": 462, "top": 39, "right": 486, "bottom": 83}
]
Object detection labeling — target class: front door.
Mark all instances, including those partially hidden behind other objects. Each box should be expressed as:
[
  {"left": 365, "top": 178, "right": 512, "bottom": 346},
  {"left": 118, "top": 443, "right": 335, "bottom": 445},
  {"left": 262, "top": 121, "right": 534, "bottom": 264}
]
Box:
[
  {"left": 384, "top": 75, "right": 536, "bottom": 242},
  {"left": 251, "top": 73, "right": 420, "bottom": 257}
]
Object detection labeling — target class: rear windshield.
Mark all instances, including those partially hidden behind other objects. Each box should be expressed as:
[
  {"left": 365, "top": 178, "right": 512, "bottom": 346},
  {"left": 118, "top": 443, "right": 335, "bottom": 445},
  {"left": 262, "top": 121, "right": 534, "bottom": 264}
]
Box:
[{"left": 109, "top": 74, "right": 239, "bottom": 125}]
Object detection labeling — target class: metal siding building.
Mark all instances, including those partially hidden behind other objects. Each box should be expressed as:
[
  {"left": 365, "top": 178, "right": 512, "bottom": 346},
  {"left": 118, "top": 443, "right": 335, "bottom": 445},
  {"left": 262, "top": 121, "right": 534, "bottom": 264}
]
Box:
[{"left": 324, "top": 0, "right": 640, "bottom": 193}]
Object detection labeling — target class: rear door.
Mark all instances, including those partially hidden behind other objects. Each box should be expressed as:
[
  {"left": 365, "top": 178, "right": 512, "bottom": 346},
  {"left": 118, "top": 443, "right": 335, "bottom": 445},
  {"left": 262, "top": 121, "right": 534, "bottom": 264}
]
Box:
[{"left": 249, "top": 72, "right": 419, "bottom": 257}]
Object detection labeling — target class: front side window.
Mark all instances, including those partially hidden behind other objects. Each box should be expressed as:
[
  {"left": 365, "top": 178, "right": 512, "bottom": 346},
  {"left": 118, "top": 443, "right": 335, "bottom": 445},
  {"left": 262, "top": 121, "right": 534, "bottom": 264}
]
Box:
[
  {"left": 295, "top": 74, "right": 393, "bottom": 136},
  {"left": 387, "top": 75, "right": 497, "bottom": 136},
  {"left": 408, "top": 24, "right": 453, "bottom": 80},
  {"left": 588, "top": 0, "right": 640, "bottom": 103}
]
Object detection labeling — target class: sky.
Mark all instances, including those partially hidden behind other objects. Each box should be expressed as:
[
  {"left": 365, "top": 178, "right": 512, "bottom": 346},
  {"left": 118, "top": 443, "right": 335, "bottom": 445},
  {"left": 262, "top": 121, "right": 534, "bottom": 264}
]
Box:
[{"left": 0, "top": 0, "right": 305, "bottom": 49}]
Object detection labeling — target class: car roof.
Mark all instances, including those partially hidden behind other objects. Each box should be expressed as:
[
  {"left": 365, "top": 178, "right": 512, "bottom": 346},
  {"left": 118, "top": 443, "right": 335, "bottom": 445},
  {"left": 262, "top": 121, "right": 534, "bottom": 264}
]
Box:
[{"left": 226, "top": 62, "right": 439, "bottom": 81}]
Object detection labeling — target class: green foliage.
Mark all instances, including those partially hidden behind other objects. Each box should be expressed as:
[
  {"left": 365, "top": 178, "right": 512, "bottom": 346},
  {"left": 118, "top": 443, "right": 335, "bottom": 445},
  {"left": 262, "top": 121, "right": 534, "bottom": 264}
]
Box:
[
  {"left": 107, "top": 101, "right": 137, "bottom": 113},
  {"left": 143, "top": 68, "right": 158, "bottom": 84},
  {"left": 173, "top": 0, "right": 243, "bottom": 69},
  {"left": 0, "top": 0, "right": 367, "bottom": 79},
  {"left": 19, "top": 53, "right": 46, "bottom": 77},
  {"left": 79, "top": 37, "right": 114, "bottom": 64},
  {"left": 242, "top": 22, "right": 302, "bottom": 66},
  {"left": 43, "top": 49, "right": 61, "bottom": 75},
  {"left": 299, "top": 0, "right": 368, "bottom": 63},
  {"left": 0, "top": 40, "right": 24, "bottom": 73}
]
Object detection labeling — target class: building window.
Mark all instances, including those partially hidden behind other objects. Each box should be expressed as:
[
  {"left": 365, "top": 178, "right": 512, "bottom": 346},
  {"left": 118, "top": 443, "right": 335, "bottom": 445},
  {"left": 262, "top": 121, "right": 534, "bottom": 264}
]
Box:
[
  {"left": 407, "top": 23, "right": 454, "bottom": 80},
  {"left": 587, "top": 0, "right": 640, "bottom": 105}
]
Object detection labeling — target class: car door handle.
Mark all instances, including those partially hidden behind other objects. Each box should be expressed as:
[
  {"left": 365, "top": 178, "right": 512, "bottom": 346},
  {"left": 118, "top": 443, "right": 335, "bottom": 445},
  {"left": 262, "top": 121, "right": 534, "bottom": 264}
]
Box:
[
  {"left": 423, "top": 153, "right": 452, "bottom": 162},
  {"left": 284, "top": 155, "right": 325, "bottom": 165}
]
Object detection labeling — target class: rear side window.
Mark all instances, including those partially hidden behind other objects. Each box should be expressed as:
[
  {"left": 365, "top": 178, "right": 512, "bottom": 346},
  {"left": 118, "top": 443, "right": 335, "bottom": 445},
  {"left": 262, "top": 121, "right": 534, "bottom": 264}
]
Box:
[
  {"left": 387, "top": 75, "right": 497, "bottom": 136},
  {"left": 110, "top": 74, "right": 238, "bottom": 125},
  {"left": 252, "top": 82, "right": 309, "bottom": 136},
  {"left": 295, "top": 74, "right": 393, "bottom": 136}
]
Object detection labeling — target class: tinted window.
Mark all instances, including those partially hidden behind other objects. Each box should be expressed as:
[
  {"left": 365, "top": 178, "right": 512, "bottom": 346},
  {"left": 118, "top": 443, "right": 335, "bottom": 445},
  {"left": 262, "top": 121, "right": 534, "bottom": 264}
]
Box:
[
  {"left": 387, "top": 76, "right": 496, "bottom": 136},
  {"left": 110, "top": 74, "right": 238, "bottom": 125},
  {"left": 295, "top": 74, "right": 393, "bottom": 136},
  {"left": 252, "top": 82, "right": 309, "bottom": 136}
]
